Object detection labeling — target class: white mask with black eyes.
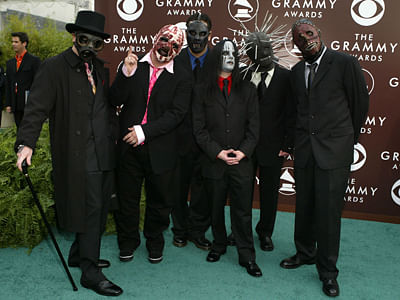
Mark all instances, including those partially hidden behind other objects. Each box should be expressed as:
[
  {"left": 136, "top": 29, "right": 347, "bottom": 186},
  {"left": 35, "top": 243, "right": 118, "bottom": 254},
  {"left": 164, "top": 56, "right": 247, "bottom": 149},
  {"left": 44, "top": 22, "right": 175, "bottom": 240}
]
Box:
[{"left": 221, "top": 41, "right": 235, "bottom": 73}]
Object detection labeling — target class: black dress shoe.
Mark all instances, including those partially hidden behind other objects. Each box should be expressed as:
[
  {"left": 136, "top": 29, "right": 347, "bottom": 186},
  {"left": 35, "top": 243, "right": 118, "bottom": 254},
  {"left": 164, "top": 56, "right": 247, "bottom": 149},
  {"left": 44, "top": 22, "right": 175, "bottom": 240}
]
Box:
[
  {"left": 148, "top": 252, "right": 163, "bottom": 264},
  {"left": 239, "top": 261, "right": 263, "bottom": 277},
  {"left": 227, "top": 233, "right": 236, "bottom": 246},
  {"left": 68, "top": 259, "right": 110, "bottom": 268},
  {"left": 189, "top": 236, "right": 212, "bottom": 250},
  {"left": 119, "top": 250, "right": 134, "bottom": 262},
  {"left": 259, "top": 236, "right": 274, "bottom": 251},
  {"left": 81, "top": 279, "right": 123, "bottom": 296},
  {"left": 322, "top": 279, "right": 339, "bottom": 297},
  {"left": 173, "top": 236, "right": 187, "bottom": 247},
  {"left": 280, "top": 254, "right": 316, "bottom": 269},
  {"left": 206, "top": 250, "right": 225, "bottom": 262}
]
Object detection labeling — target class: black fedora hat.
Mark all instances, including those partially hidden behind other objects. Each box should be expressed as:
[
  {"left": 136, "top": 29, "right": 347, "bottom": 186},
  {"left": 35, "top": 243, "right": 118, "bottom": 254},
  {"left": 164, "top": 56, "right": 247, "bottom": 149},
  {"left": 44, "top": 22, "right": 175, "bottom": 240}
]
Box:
[{"left": 66, "top": 10, "right": 110, "bottom": 39}]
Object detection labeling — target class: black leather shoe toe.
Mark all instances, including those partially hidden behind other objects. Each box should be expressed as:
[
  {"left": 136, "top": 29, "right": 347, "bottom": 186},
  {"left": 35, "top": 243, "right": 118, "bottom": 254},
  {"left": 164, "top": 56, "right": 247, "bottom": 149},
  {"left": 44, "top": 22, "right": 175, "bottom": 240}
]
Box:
[
  {"left": 81, "top": 279, "right": 123, "bottom": 296},
  {"left": 280, "top": 254, "right": 315, "bottom": 269},
  {"left": 173, "top": 236, "right": 187, "bottom": 247},
  {"left": 206, "top": 250, "right": 225, "bottom": 262},
  {"left": 322, "top": 279, "right": 339, "bottom": 297},
  {"left": 240, "top": 261, "right": 262, "bottom": 277},
  {"left": 68, "top": 259, "right": 110, "bottom": 268},
  {"left": 259, "top": 236, "right": 274, "bottom": 251},
  {"left": 119, "top": 250, "right": 134, "bottom": 262},
  {"left": 189, "top": 236, "right": 212, "bottom": 250}
]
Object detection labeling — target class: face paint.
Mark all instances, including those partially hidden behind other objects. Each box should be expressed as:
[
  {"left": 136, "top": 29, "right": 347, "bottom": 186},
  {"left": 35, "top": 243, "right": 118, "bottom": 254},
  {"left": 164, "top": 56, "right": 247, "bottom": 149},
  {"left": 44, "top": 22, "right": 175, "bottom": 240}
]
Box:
[
  {"left": 152, "top": 25, "right": 184, "bottom": 63},
  {"left": 186, "top": 20, "right": 209, "bottom": 54},
  {"left": 292, "top": 23, "right": 322, "bottom": 61},
  {"left": 245, "top": 32, "right": 274, "bottom": 72},
  {"left": 221, "top": 41, "right": 235, "bottom": 73},
  {"left": 74, "top": 32, "right": 104, "bottom": 61}
]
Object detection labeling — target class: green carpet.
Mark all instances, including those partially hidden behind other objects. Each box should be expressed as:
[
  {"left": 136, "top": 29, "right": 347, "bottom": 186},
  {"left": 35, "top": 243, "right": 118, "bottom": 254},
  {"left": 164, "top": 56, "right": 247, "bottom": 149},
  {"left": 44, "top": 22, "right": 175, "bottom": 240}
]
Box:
[{"left": 1, "top": 210, "right": 399, "bottom": 299}]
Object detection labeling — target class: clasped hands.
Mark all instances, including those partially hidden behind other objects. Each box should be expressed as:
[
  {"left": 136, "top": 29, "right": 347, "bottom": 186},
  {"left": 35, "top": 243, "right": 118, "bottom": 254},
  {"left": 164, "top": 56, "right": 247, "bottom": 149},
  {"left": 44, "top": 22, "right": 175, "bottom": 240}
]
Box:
[
  {"left": 123, "top": 127, "right": 139, "bottom": 147},
  {"left": 217, "top": 149, "right": 245, "bottom": 165}
]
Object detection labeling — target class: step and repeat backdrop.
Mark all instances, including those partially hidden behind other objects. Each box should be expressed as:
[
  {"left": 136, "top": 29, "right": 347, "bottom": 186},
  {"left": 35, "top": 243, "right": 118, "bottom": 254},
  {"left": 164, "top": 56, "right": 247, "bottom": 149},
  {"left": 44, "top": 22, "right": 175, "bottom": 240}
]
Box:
[{"left": 95, "top": 0, "right": 400, "bottom": 223}]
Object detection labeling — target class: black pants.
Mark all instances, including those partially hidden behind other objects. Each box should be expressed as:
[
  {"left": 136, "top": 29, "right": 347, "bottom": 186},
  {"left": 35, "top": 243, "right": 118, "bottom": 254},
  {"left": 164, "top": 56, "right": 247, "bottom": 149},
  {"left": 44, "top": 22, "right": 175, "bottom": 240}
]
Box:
[
  {"left": 171, "top": 151, "right": 211, "bottom": 239},
  {"left": 205, "top": 163, "right": 255, "bottom": 264},
  {"left": 255, "top": 158, "right": 284, "bottom": 238},
  {"left": 294, "top": 156, "right": 350, "bottom": 280},
  {"left": 115, "top": 145, "right": 174, "bottom": 256},
  {"left": 68, "top": 170, "right": 112, "bottom": 284}
]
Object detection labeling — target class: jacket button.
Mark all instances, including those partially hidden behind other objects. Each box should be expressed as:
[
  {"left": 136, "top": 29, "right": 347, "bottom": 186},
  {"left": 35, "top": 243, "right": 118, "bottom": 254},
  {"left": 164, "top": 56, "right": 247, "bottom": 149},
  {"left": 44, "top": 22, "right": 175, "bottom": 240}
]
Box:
[
  {"left": 310, "top": 114, "right": 315, "bottom": 119},
  {"left": 226, "top": 113, "right": 230, "bottom": 117},
  {"left": 311, "top": 132, "right": 315, "bottom": 135},
  {"left": 76, "top": 130, "right": 81, "bottom": 135},
  {"left": 77, "top": 68, "right": 81, "bottom": 72},
  {"left": 226, "top": 129, "right": 230, "bottom": 133}
]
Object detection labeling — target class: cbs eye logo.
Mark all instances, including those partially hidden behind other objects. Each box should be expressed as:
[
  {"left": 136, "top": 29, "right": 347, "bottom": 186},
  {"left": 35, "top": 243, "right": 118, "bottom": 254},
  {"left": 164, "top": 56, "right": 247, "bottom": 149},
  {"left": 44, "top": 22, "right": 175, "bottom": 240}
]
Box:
[
  {"left": 351, "top": 143, "right": 367, "bottom": 172},
  {"left": 390, "top": 179, "right": 400, "bottom": 206},
  {"left": 351, "top": 0, "right": 385, "bottom": 26},
  {"left": 117, "top": 0, "right": 144, "bottom": 22}
]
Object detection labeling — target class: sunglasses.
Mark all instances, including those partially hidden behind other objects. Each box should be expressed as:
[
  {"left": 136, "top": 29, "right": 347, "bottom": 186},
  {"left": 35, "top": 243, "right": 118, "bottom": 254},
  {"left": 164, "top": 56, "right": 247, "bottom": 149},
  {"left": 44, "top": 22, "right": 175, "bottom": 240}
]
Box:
[{"left": 76, "top": 33, "right": 104, "bottom": 51}]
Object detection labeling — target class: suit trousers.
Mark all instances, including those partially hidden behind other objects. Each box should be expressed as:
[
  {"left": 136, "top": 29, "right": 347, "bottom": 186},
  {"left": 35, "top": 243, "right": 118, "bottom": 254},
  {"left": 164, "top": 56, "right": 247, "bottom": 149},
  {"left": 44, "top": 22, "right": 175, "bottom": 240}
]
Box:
[
  {"left": 171, "top": 150, "right": 211, "bottom": 239},
  {"left": 294, "top": 155, "right": 350, "bottom": 280},
  {"left": 255, "top": 158, "right": 284, "bottom": 238},
  {"left": 205, "top": 164, "right": 256, "bottom": 263},
  {"left": 68, "top": 170, "right": 112, "bottom": 284},
  {"left": 115, "top": 145, "right": 174, "bottom": 256}
]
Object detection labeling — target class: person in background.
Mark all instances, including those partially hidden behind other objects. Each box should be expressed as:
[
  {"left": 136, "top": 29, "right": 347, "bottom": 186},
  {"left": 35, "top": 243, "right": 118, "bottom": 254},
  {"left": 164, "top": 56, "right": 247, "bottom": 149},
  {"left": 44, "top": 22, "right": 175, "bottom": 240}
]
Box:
[
  {"left": 280, "top": 19, "right": 369, "bottom": 297},
  {"left": 192, "top": 39, "right": 261, "bottom": 277},
  {"left": 5, "top": 32, "right": 41, "bottom": 128},
  {"left": 110, "top": 25, "right": 191, "bottom": 265},
  {"left": 171, "top": 12, "right": 213, "bottom": 251},
  {"left": 15, "top": 11, "right": 122, "bottom": 297}
]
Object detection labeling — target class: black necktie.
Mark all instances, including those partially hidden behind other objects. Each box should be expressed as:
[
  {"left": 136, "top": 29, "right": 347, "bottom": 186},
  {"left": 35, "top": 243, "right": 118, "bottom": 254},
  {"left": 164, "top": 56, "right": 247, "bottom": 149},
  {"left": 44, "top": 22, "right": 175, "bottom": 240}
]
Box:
[
  {"left": 307, "top": 63, "right": 317, "bottom": 92},
  {"left": 193, "top": 58, "right": 201, "bottom": 81},
  {"left": 258, "top": 72, "right": 268, "bottom": 98},
  {"left": 223, "top": 79, "right": 229, "bottom": 103}
]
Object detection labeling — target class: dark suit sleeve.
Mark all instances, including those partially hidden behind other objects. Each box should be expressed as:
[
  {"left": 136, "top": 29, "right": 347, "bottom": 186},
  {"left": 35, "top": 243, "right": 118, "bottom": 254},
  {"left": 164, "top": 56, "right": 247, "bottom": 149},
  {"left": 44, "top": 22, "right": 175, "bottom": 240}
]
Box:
[
  {"left": 238, "top": 85, "right": 259, "bottom": 157},
  {"left": 4, "top": 61, "right": 12, "bottom": 107},
  {"left": 344, "top": 56, "right": 369, "bottom": 143},
  {"left": 15, "top": 59, "right": 56, "bottom": 151},
  {"left": 141, "top": 74, "right": 192, "bottom": 141},
  {"left": 282, "top": 78, "right": 296, "bottom": 153},
  {"left": 109, "top": 62, "right": 132, "bottom": 107},
  {"left": 192, "top": 85, "right": 223, "bottom": 160}
]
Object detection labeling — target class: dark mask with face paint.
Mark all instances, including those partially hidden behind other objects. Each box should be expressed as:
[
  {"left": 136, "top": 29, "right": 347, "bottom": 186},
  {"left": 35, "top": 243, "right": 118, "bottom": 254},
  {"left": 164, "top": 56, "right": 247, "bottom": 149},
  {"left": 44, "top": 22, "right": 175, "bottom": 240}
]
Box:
[
  {"left": 74, "top": 32, "right": 105, "bottom": 61},
  {"left": 245, "top": 32, "right": 275, "bottom": 73},
  {"left": 292, "top": 22, "right": 323, "bottom": 63},
  {"left": 186, "top": 20, "right": 210, "bottom": 54}
]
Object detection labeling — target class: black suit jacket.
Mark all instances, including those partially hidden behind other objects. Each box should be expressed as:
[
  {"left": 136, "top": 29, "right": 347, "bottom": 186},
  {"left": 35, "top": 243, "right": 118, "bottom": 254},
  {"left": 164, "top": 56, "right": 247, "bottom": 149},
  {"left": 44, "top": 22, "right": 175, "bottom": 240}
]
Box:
[
  {"left": 110, "top": 59, "right": 192, "bottom": 174},
  {"left": 291, "top": 48, "right": 369, "bottom": 169},
  {"left": 174, "top": 48, "right": 210, "bottom": 156},
  {"left": 245, "top": 66, "right": 295, "bottom": 166},
  {"left": 5, "top": 52, "right": 41, "bottom": 112},
  {"left": 192, "top": 80, "right": 259, "bottom": 179}
]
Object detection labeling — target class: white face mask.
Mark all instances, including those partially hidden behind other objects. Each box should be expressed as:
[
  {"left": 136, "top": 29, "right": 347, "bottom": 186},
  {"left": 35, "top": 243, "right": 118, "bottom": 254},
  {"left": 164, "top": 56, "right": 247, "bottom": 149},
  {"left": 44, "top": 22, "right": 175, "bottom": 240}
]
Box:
[{"left": 221, "top": 41, "right": 235, "bottom": 73}]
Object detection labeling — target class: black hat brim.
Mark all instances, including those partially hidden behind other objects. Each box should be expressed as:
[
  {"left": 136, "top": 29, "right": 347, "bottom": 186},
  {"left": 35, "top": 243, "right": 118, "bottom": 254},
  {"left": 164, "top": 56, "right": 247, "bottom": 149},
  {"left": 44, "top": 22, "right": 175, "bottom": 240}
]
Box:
[{"left": 66, "top": 23, "right": 110, "bottom": 39}]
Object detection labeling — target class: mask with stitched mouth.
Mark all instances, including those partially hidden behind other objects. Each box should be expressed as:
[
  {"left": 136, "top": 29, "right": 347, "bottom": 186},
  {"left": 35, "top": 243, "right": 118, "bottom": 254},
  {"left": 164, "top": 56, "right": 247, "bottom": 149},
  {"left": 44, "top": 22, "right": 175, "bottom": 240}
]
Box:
[
  {"left": 152, "top": 25, "right": 184, "bottom": 63},
  {"left": 292, "top": 21, "right": 323, "bottom": 63}
]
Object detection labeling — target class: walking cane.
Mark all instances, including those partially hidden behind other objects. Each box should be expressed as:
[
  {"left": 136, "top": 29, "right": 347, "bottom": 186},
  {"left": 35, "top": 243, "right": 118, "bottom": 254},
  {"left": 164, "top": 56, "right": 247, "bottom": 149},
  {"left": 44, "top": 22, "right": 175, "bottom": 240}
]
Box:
[{"left": 21, "top": 159, "right": 78, "bottom": 291}]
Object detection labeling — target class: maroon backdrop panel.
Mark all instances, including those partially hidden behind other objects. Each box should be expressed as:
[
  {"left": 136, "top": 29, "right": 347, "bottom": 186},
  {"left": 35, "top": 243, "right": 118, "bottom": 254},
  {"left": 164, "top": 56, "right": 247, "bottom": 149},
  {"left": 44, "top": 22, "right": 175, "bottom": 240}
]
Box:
[{"left": 95, "top": 0, "right": 400, "bottom": 223}]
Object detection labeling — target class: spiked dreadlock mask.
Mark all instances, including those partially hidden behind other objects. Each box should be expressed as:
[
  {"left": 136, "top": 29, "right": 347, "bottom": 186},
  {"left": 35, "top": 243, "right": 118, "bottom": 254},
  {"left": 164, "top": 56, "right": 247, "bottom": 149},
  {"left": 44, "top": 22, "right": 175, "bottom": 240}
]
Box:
[
  {"left": 186, "top": 20, "right": 210, "bottom": 54},
  {"left": 292, "top": 19, "right": 323, "bottom": 63},
  {"left": 245, "top": 32, "right": 275, "bottom": 72},
  {"left": 152, "top": 24, "right": 184, "bottom": 63}
]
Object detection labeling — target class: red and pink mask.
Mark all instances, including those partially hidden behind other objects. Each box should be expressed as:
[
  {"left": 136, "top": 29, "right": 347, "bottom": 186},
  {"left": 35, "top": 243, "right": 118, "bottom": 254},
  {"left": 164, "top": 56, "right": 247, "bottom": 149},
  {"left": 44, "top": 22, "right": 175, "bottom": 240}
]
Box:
[
  {"left": 292, "top": 22, "right": 322, "bottom": 62},
  {"left": 152, "top": 25, "right": 184, "bottom": 63}
]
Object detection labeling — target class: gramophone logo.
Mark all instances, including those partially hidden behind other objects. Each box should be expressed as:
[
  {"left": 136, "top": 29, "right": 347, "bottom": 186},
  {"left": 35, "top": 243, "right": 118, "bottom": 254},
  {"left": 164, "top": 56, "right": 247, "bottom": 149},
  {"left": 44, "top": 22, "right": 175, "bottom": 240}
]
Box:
[
  {"left": 228, "top": 0, "right": 259, "bottom": 23},
  {"left": 351, "top": 143, "right": 367, "bottom": 172},
  {"left": 391, "top": 179, "right": 400, "bottom": 206},
  {"left": 362, "top": 68, "right": 375, "bottom": 95},
  {"left": 116, "top": 0, "right": 144, "bottom": 22},
  {"left": 351, "top": 0, "right": 385, "bottom": 26},
  {"left": 279, "top": 167, "right": 296, "bottom": 196}
]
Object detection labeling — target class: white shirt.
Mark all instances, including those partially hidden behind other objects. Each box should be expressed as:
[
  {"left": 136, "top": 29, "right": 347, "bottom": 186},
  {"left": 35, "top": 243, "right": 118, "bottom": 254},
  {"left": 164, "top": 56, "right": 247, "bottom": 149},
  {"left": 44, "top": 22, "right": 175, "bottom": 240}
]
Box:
[
  {"left": 250, "top": 67, "right": 275, "bottom": 89},
  {"left": 304, "top": 46, "right": 327, "bottom": 89}
]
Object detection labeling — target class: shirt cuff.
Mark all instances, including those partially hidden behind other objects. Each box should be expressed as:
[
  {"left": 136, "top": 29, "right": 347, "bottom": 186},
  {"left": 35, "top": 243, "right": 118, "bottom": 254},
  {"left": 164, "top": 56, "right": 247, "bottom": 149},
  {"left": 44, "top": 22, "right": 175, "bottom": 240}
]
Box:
[
  {"left": 134, "top": 125, "right": 145, "bottom": 144},
  {"left": 122, "top": 64, "right": 137, "bottom": 77}
]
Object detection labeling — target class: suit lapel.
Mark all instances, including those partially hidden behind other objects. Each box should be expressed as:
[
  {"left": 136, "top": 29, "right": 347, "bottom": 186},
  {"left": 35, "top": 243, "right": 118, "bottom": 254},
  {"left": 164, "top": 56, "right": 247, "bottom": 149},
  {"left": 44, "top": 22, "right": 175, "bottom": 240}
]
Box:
[
  {"left": 17, "top": 53, "right": 29, "bottom": 72},
  {"left": 311, "top": 49, "right": 333, "bottom": 89}
]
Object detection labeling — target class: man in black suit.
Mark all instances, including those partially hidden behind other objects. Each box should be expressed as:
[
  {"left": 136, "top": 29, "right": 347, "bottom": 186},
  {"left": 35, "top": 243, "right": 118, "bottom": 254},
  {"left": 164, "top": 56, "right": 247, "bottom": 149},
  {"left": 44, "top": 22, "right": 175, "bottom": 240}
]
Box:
[
  {"left": 110, "top": 25, "right": 191, "bottom": 264},
  {"left": 192, "top": 40, "right": 261, "bottom": 277},
  {"left": 5, "top": 32, "right": 41, "bottom": 128},
  {"left": 243, "top": 32, "right": 295, "bottom": 252},
  {"left": 171, "top": 12, "right": 213, "bottom": 251},
  {"left": 15, "top": 11, "right": 122, "bottom": 296},
  {"left": 279, "top": 19, "right": 369, "bottom": 297}
]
